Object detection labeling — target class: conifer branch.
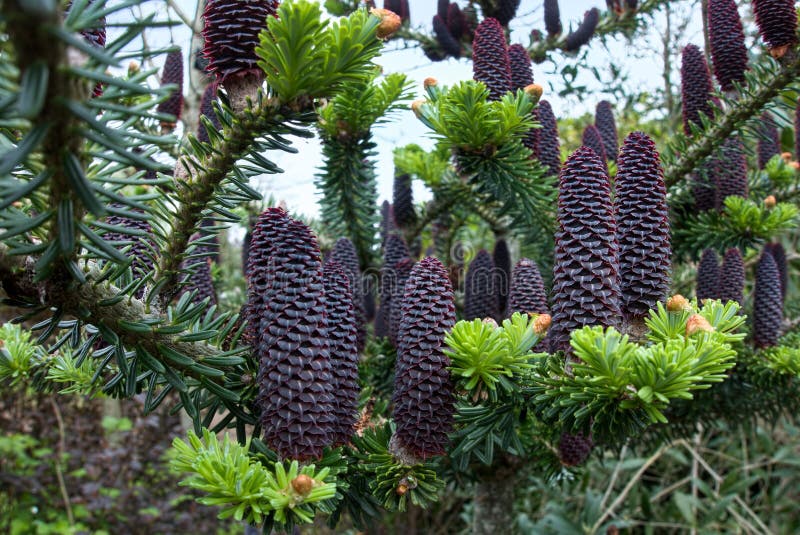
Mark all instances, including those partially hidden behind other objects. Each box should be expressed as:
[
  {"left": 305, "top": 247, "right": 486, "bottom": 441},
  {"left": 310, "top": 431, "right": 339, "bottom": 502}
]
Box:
[
  {"left": 0, "top": 244, "right": 238, "bottom": 383},
  {"left": 663, "top": 52, "right": 800, "bottom": 188}
]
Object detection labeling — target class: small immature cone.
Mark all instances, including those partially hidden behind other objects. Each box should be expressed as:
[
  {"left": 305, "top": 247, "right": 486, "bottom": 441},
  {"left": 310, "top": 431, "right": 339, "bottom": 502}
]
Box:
[
  {"left": 463, "top": 249, "right": 499, "bottom": 321},
  {"left": 372, "top": 8, "right": 401, "bottom": 39},
  {"left": 544, "top": 0, "right": 563, "bottom": 37},
  {"left": 719, "top": 247, "right": 745, "bottom": 306},
  {"left": 615, "top": 132, "right": 671, "bottom": 318},
  {"left": 752, "top": 0, "right": 798, "bottom": 55},
  {"left": 537, "top": 100, "right": 562, "bottom": 177},
  {"left": 564, "top": 8, "right": 600, "bottom": 52},
  {"left": 681, "top": 44, "right": 715, "bottom": 135},
  {"left": 757, "top": 112, "right": 781, "bottom": 169},
  {"left": 764, "top": 242, "right": 788, "bottom": 302},
  {"left": 380, "top": 200, "right": 396, "bottom": 244},
  {"left": 493, "top": 239, "right": 512, "bottom": 317},
  {"left": 595, "top": 101, "right": 618, "bottom": 162},
  {"left": 393, "top": 173, "right": 417, "bottom": 229},
  {"left": 506, "top": 258, "right": 549, "bottom": 317},
  {"left": 257, "top": 217, "right": 336, "bottom": 461},
  {"left": 686, "top": 314, "right": 714, "bottom": 335},
  {"left": 696, "top": 248, "right": 720, "bottom": 302},
  {"left": 202, "top": 0, "right": 278, "bottom": 84},
  {"left": 472, "top": 18, "right": 512, "bottom": 101},
  {"left": 433, "top": 14, "right": 461, "bottom": 57},
  {"left": 753, "top": 249, "right": 783, "bottom": 348},
  {"left": 330, "top": 237, "right": 367, "bottom": 351},
  {"left": 549, "top": 147, "right": 621, "bottom": 355},
  {"left": 581, "top": 125, "right": 608, "bottom": 173},
  {"left": 392, "top": 257, "right": 456, "bottom": 460},
  {"left": 322, "top": 261, "right": 361, "bottom": 447},
  {"left": 156, "top": 49, "right": 184, "bottom": 124},
  {"left": 717, "top": 137, "right": 749, "bottom": 201},
  {"left": 708, "top": 0, "right": 748, "bottom": 91},
  {"left": 197, "top": 82, "right": 222, "bottom": 144},
  {"left": 691, "top": 159, "right": 719, "bottom": 212},
  {"left": 389, "top": 258, "right": 415, "bottom": 346},
  {"left": 558, "top": 432, "right": 593, "bottom": 467}
]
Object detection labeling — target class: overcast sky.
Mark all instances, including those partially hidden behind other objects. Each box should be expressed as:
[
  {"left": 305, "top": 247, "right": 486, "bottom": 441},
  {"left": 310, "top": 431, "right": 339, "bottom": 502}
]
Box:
[{"left": 121, "top": 0, "right": 707, "bottom": 219}]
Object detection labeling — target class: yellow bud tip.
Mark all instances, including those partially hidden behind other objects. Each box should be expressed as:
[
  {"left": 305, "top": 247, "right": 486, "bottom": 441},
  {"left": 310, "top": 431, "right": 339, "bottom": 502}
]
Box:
[
  {"left": 764, "top": 195, "right": 777, "bottom": 209},
  {"left": 781, "top": 152, "right": 793, "bottom": 162},
  {"left": 666, "top": 294, "right": 691, "bottom": 312},
  {"left": 533, "top": 313, "right": 552, "bottom": 335},
  {"left": 371, "top": 8, "right": 401, "bottom": 39},
  {"left": 482, "top": 317, "right": 499, "bottom": 328},
  {"left": 769, "top": 44, "right": 791, "bottom": 59},
  {"left": 291, "top": 474, "right": 314, "bottom": 495},
  {"left": 128, "top": 60, "right": 140, "bottom": 73},
  {"left": 411, "top": 99, "right": 426, "bottom": 118},
  {"left": 423, "top": 77, "right": 438, "bottom": 89},
  {"left": 524, "top": 83, "right": 543, "bottom": 103},
  {"left": 396, "top": 483, "right": 409, "bottom": 495},
  {"left": 686, "top": 314, "right": 714, "bottom": 336}
]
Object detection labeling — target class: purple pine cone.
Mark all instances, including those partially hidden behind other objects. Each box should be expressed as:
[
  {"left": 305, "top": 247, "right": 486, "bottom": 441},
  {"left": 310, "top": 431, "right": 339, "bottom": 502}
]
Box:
[
  {"left": 696, "top": 248, "right": 720, "bottom": 302},
  {"left": 156, "top": 49, "right": 184, "bottom": 121},
  {"left": 752, "top": 0, "right": 798, "bottom": 52},
  {"left": 708, "top": 0, "right": 748, "bottom": 91},
  {"left": 757, "top": 112, "right": 781, "bottom": 169},
  {"left": 581, "top": 125, "right": 608, "bottom": 173},
  {"left": 463, "top": 249, "right": 499, "bottom": 321},
  {"left": 595, "top": 101, "right": 618, "bottom": 161},
  {"left": 537, "top": 100, "right": 561, "bottom": 177},
  {"left": 472, "top": 18, "right": 512, "bottom": 101},
  {"left": 565, "top": 8, "right": 600, "bottom": 52},
  {"left": 753, "top": 249, "right": 783, "bottom": 348},
  {"left": 681, "top": 44, "right": 715, "bottom": 135},
  {"left": 330, "top": 237, "right": 367, "bottom": 351},
  {"left": 719, "top": 248, "right": 745, "bottom": 306},
  {"left": 506, "top": 258, "right": 548, "bottom": 317}
]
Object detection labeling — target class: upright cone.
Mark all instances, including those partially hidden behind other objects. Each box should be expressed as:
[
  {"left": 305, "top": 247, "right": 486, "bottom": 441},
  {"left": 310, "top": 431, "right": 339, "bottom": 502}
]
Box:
[{"left": 472, "top": 18, "right": 512, "bottom": 101}]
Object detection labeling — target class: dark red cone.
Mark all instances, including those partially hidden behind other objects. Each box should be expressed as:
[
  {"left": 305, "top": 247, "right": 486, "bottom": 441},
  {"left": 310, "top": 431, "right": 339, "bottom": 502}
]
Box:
[
  {"left": 202, "top": 0, "right": 279, "bottom": 83},
  {"left": 493, "top": 239, "right": 512, "bottom": 318},
  {"left": 156, "top": 50, "right": 184, "bottom": 121},
  {"left": 389, "top": 258, "right": 415, "bottom": 346},
  {"left": 681, "top": 44, "right": 715, "bottom": 135},
  {"left": 764, "top": 242, "right": 788, "bottom": 302},
  {"left": 757, "top": 112, "right": 781, "bottom": 169},
  {"left": 708, "top": 0, "right": 748, "bottom": 91},
  {"left": 256, "top": 217, "right": 335, "bottom": 461},
  {"left": 565, "top": 8, "right": 600, "bottom": 52},
  {"left": 558, "top": 432, "right": 594, "bottom": 467},
  {"left": 537, "top": 100, "right": 561, "bottom": 177},
  {"left": 179, "top": 233, "right": 217, "bottom": 305},
  {"left": 550, "top": 147, "right": 620, "bottom": 355},
  {"left": 377, "top": 234, "right": 410, "bottom": 340},
  {"left": 433, "top": 14, "right": 461, "bottom": 58},
  {"left": 330, "top": 237, "right": 367, "bottom": 351},
  {"left": 392, "top": 257, "right": 456, "bottom": 460},
  {"left": 508, "top": 43, "right": 539, "bottom": 154},
  {"left": 472, "top": 18, "right": 512, "bottom": 101},
  {"left": 719, "top": 248, "right": 745, "bottom": 306},
  {"left": 464, "top": 249, "right": 499, "bottom": 321},
  {"left": 752, "top": 0, "right": 798, "bottom": 52},
  {"left": 197, "top": 82, "right": 222, "bottom": 144},
  {"left": 716, "top": 137, "right": 748, "bottom": 202},
  {"left": 544, "top": 0, "right": 563, "bottom": 37},
  {"left": 696, "top": 248, "right": 720, "bottom": 302},
  {"left": 393, "top": 173, "right": 417, "bottom": 229},
  {"left": 753, "top": 249, "right": 783, "bottom": 348},
  {"left": 322, "top": 261, "right": 360, "bottom": 447},
  {"left": 691, "top": 159, "right": 720, "bottom": 212},
  {"left": 595, "top": 101, "right": 618, "bottom": 162},
  {"left": 615, "top": 132, "right": 671, "bottom": 318},
  {"left": 495, "top": 0, "right": 521, "bottom": 26},
  {"left": 446, "top": 3, "right": 465, "bottom": 40},
  {"left": 506, "top": 258, "right": 548, "bottom": 317},
  {"left": 581, "top": 125, "right": 608, "bottom": 173}
]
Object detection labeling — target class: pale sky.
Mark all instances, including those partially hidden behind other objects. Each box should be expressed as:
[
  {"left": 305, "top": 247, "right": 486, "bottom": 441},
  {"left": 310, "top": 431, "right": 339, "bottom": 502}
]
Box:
[{"left": 115, "top": 0, "right": 708, "bottom": 219}]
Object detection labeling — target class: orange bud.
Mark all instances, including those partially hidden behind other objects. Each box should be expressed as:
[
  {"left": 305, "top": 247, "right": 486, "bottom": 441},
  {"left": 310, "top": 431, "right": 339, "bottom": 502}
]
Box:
[
  {"left": 764, "top": 195, "right": 777, "bottom": 209},
  {"left": 396, "top": 483, "right": 408, "bottom": 495},
  {"left": 371, "top": 8, "right": 401, "bottom": 39},
  {"left": 686, "top": 314, "right": 714, "bottom": 336},
  {"left": 524, "top": 83, "right": 543, "bottom": 103},
  {"left": 291, "top": 474, "right": 314, "bottom": 495},
  {"left": 666, "top": 294, "right": 691, "bottom": 312},
  {"left": 781, "top": 152, "right": 793, "bottom": 162},
  {"left": 411, "top": 99, "right": 426, "bottom": 118},
  {"left": 423, "top": 77, "right": 438, "bottom": 89},
  {"left": 533, "top": 313, "right": 552, "bottom": 335}
]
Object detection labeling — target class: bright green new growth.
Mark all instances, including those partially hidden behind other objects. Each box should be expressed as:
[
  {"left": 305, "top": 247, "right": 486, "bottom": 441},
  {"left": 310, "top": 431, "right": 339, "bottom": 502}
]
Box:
[
  {"left": 532, "top": 300, "right": 745, "bottom": 436},
  {"left": 170, "top": 429, "right": 336, "bottom": 527},
  {"left": 0, "top": 323, "right": 42, "bottom": 386},
  {"left": 256, "top": 1, "right": 383, "bottom": 102},
  {"left": 444, "top": 312, "right": 541, "bottom": 401}
]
